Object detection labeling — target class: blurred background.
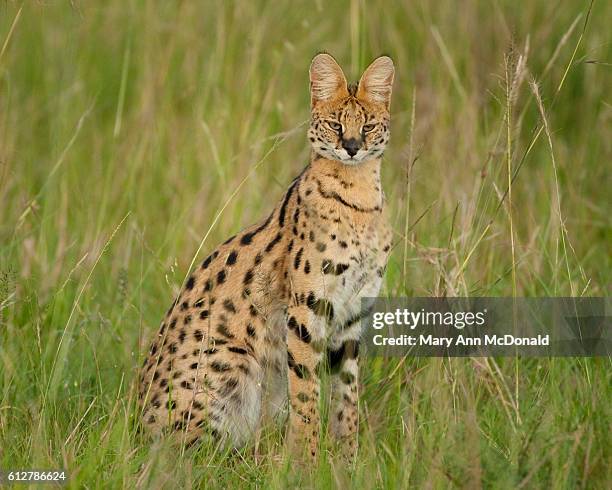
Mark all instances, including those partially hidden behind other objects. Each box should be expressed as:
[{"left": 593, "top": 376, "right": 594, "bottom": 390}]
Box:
[{"left": 0, "top": 1, "right": 610, "bottom": 488}]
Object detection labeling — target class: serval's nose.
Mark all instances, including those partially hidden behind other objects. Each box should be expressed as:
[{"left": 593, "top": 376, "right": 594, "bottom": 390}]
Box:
[{"left": 342, "top": 138, "right": 360, "bottom": 157}]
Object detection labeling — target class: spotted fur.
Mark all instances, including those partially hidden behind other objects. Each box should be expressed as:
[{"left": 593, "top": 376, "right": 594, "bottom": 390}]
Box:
[{"left": 138, "top": 53, "right": 395, "bottom": 462}]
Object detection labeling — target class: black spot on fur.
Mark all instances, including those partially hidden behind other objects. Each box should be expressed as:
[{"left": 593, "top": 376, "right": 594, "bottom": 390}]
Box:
[
  {"left": 336, "top": 263, "right": 349, "bottom": 274},
  {"left": 223, "top": 299, "right": 236, "bottom": 314},
  {"left": 201, "top": 252, "right": 217, "bottom": 270},
  {"left": 241, "top": 213, "right": 273, "bottom": 245},
  {"left": 216, "top": 270, "right": 226, "bottom": 285},
  {"left": 226, "top": 251, "right": 238, "bottom": 265},
  {"left": 186, "top": 275, "right": 195, "bottom": 290},
  {"left": 287, "top": 351, "right": 311, "bottom": 379},
  {"left": 306, "top": 292, "right": 316, "bottom": 308},
  {"left": 327, "top": 345, "right": 344, "bottom": 372},
  {"left": 288, "top": 316, "right": 311, "bottom": 343},
  {"left": 327, "top": 340, "right": 359, "bottom": 373},
  {"left": 294, "top": 247, "right": 304, "bottom": 269},
  {"left": 211, "top": 361, "right": 231, "bottom": 372},
  {"left": 194, "top": 329, "right": 204, "bottom": 341},
  {"left": 265, "top": 232, "right": 282, "bottom": 253},
  {"left": 322, "top": 260, "right": 349, "bottom": 275},
  {"left": 342, "top": 311, "right": 361, "bottom": 330},
  {"left": 217, "top": 324, "right": 235, "bottom": 339},
  {"left": 279, "top": 178, "right": 299, "bottom": 227},
  {"left": 228, "top": 346, "right": 248, "bottom": 355},
  {"left": 306, "top": 293, "right": 334, "bottom": 320}
]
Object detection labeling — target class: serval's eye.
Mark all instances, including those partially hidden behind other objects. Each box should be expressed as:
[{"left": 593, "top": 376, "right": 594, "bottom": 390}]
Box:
[
  {"left": 362, "top": 124, "right": 376, "bottom": 133},
  {"left": 327, "top": 121, "right": 342, "bottom": 132}
]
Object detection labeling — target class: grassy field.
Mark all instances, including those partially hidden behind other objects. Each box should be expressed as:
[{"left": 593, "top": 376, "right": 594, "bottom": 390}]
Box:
[{"left": 1, "top": 0, "right": 610, "bottom": 488}]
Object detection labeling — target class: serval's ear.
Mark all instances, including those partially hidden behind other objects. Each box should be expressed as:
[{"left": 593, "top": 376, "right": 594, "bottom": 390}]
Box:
[
  {"left": 357, "top": 56, "right": 395, "bottom": 108},
  {"left": 309, "top": 53, "right": 349, "bottom": 107}
]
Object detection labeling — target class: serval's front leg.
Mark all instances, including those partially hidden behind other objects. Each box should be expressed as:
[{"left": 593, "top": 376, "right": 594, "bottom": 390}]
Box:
[
  {"left": 285, "top": 304, "right": 325, "bottom": 461},
  {"left": 328, "top": 338, "right": 360, "bottom": 462}
]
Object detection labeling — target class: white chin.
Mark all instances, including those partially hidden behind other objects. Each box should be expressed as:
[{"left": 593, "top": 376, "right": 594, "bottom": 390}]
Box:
[
  {"left": 332, "top": 150, "right": 359, "bottom": 164},
  {"left": 339, "top": 153, "right": 367, "bottom": 164}
]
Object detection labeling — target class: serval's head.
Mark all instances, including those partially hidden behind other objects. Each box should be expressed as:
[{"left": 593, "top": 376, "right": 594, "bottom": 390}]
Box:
[{"left": 308, "top": 53, "right": 394, "bottom": 165}]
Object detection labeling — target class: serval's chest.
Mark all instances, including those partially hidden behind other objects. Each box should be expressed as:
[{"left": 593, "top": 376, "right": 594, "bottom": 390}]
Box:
[
  {"left": 294, "top": 162, "right": 393, "bottom": 335},
  {"left": 324, "top": 209, "right": 391, "bottom": 331}
]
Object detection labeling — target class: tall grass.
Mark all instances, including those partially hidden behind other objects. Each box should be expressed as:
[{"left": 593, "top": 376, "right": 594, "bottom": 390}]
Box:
[{"left": 1, "top": 1, "right": 610, "bottom": 488}]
